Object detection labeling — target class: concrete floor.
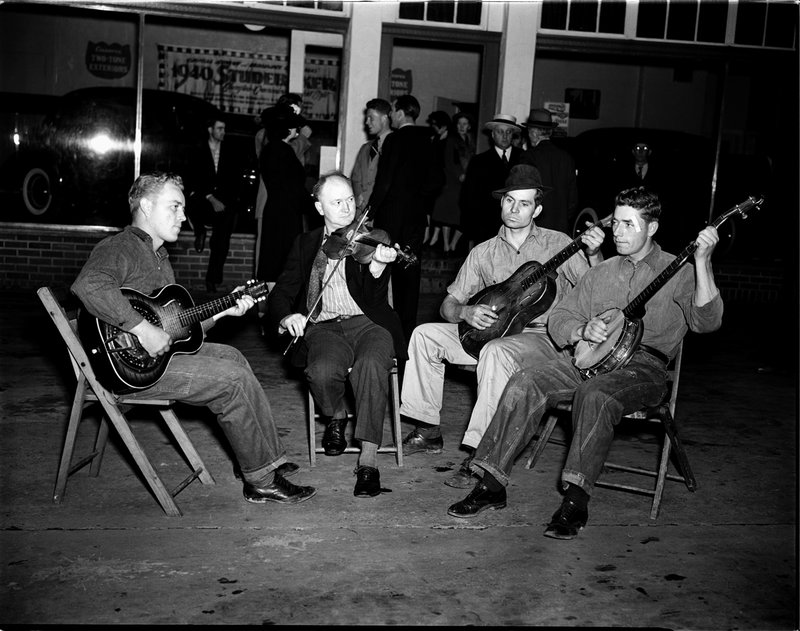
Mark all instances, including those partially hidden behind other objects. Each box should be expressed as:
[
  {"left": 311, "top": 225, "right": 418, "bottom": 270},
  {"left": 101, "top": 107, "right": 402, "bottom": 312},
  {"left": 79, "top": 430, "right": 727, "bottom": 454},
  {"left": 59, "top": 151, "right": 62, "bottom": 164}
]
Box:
[{"left": 0, "top": 285, "right": 797, "bottom": 628}]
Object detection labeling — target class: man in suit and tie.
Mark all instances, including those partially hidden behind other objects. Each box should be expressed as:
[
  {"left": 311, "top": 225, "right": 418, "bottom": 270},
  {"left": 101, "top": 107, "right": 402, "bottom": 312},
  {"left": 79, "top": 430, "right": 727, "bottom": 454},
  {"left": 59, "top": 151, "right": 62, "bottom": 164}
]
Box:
[
  {"left": 368, "top": 94, "right": 443, "bottom": 341},
  {"left": 350, "top": 98, "right": 393, "bottom": 214},
  {"left": 459, "top": 113, "right": 528, "bottom": 248},
  {"left": 523, "top": 108, "right": 579, "bottom": 235},
  {"left": 186, "top": 117, "right": 242, "bottom": 293},
  {"left": 268, "top": 171, "right": 407, "bottom": 497}
]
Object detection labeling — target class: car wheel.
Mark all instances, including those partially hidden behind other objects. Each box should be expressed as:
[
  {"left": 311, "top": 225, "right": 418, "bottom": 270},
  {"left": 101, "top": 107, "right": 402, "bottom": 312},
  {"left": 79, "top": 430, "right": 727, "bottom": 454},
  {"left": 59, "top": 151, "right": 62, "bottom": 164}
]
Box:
[{"left": 22, "top": 166, "right": 59, "bottom": 219}]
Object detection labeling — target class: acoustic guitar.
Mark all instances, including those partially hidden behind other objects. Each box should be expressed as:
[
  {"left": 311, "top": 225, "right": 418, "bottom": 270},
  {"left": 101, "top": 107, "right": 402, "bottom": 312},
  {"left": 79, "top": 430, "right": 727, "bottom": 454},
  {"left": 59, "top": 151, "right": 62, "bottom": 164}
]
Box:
[
  {"left": 458, "top": 216, "right": 611, "bottom": 359},
  {"left": 79, "top": 280, "right": 269, "bottom": 394},
  {"left": 573, "top": 195, "right": 762, "bottom": 379}
]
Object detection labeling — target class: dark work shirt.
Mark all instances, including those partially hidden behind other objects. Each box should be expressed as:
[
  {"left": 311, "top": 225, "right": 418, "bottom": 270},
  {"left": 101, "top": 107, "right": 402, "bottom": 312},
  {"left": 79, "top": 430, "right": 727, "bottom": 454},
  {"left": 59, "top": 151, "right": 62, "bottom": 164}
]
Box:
[{"left": 71, "top": 226, "right": 174, "bottom": 331}]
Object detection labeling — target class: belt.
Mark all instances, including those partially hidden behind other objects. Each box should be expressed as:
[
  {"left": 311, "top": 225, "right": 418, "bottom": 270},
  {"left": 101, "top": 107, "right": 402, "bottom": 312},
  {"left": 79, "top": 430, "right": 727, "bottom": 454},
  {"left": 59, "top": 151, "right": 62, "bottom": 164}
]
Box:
[
  {"left": 639, "top": 344, "right": 669, "bottom": 366},
  {"left": 523, "top": 322, "right": 547, "bottom": 330},
  {"left": 318, "top": 314, "right": 359, "bottom": 323}
]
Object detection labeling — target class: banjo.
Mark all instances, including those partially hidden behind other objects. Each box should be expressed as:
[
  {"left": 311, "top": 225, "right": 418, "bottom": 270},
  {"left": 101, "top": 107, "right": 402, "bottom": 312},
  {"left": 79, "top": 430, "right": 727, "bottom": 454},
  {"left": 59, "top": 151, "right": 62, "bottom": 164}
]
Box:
[{"left": 573, "top": 195, "right": 763, "bottom": 379}]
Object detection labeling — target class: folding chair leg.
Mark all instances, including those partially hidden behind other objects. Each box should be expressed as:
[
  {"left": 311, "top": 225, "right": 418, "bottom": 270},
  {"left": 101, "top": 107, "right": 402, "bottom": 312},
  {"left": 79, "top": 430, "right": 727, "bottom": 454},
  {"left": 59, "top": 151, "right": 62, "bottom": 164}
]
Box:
[
  {"left": 525, "top": 414, "right": 559, "bottom": 470},
  {"left": 307, "top": 389, "right": 317, "bottom": 467},
  {"left": 390, "top": 368, "right": 403, "bottom": 467},
  {"left": 160, "top": 409, "right": 216, "bottom": 485},
  {"left": 97, "top": 395, "right": 183, "bottom": 517},
  {"left": 89, "top": 416, "right": 110, "bottom": 477},
  {"left": 53, "top": 377, "right": 90, "bottom": 504},
  {"left": 662, "top": 411, "right": 697, "bottom": 491}
]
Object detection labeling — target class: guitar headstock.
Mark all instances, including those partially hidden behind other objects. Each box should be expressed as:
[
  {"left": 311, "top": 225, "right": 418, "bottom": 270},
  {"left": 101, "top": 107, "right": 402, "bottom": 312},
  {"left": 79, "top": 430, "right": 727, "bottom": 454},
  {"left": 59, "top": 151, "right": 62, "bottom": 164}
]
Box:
[
  {"left": 714, "top": 195, "right": 764, "bottom": 227},
  {"left": 242, "top": 279, "right": 269, "bottom": 303}
]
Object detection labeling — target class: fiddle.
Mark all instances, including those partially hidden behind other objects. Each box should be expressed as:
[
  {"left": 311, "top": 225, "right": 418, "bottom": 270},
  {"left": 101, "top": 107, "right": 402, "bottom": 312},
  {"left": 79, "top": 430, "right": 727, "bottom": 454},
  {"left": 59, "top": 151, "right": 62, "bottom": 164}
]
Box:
[{"left": 322, "top": 216, "right": 418, "bottom": 268}]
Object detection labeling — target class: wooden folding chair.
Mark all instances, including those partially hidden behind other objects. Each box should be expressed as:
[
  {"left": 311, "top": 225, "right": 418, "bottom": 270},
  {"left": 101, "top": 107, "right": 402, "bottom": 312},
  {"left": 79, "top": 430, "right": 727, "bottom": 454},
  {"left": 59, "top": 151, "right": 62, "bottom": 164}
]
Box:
[
  {"left": 307, "top": 360, "right": 404, "bottom": 467},
  {"left": 524, "top": 341, "right": 696, "bottom": 519},
  {"left": 37, "top": 287, "right": 215, "bottom": 517}
]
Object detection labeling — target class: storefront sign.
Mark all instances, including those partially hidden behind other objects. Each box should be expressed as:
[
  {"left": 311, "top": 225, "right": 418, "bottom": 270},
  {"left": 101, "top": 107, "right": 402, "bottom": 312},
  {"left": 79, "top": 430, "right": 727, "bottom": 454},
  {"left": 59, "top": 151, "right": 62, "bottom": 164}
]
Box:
[
  {"left": 390, "top": 68, "right": 412, "bottom": 100},
  {"left": 86, "top": 42, "right": 131, "bottom": 79},
  {"left": 158, "top": 44, "right": 340, "bottom": 121}
]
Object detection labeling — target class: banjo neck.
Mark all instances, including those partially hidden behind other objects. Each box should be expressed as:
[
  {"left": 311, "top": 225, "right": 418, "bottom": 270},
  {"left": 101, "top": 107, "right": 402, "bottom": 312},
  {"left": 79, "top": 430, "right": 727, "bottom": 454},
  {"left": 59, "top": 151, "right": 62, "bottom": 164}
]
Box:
[{"left": 623, "top": 195, "right": 763, "bottom": 319}]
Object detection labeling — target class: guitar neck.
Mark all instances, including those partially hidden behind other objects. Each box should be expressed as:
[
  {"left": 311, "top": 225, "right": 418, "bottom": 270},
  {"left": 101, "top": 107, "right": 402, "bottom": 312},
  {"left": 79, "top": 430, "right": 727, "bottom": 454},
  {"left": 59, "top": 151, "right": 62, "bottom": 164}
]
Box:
[
  {"left": 523, "top": 217, "right": 609, "bottom": 285},
  {"left": 178, "top": 289, "right": 252, "bottom": 327}
]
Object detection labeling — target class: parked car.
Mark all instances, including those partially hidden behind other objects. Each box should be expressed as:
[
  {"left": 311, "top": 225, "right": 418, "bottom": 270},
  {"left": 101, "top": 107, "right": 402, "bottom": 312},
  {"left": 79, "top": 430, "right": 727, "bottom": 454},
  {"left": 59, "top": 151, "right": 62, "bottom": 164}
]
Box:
[
  {"left": 554, "top": 127, "right": 771, "bottom": 260},
  {"left": 0, "top": 87, "right": 259, "bottom": 229}
]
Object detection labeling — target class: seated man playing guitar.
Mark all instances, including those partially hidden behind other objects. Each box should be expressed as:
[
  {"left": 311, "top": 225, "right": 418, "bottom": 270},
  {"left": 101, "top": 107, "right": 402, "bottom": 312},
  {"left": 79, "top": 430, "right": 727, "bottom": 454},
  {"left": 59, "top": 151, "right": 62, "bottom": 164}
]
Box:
[
  {"left": 268, "top": 171, "right": 407, "bottom": 498},
  {"left": 399, "top": 164, "right": 605, "bottom": 487},
  {"left": 72, "top": 172, "right": 316, "bottom": 507},
  {"left": 447, "top": 187, "right": 724, "bottom": 539}
]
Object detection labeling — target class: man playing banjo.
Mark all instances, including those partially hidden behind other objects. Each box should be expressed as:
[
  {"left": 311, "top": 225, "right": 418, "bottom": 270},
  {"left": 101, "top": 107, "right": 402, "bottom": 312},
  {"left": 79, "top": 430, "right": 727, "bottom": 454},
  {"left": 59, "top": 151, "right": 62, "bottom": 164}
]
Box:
[{"left": 447, "top": 186, "right": 723, "bottom": 539}]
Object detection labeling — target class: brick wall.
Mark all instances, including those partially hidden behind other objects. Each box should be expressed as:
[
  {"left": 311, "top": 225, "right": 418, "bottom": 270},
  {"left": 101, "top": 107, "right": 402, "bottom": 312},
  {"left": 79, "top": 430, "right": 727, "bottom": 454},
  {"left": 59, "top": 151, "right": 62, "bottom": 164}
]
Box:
[
  {"left": 0, "top": 222, "right": 785, "bottom": 303},
  {"left": 0, "top": 223, "right": 257, "bottom": 294}
]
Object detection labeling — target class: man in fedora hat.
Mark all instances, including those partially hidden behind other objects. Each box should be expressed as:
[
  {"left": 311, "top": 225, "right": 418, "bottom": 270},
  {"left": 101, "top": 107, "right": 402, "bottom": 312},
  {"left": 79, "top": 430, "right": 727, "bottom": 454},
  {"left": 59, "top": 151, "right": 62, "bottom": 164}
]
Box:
[
  {"left": 523, "top": 108, "right": 579, "bottom": 236},
  {"left": 459, "top": 113, "right": 530, "bottom": 248},
  {"left": 399, "top": 164, "right": 605, "bottom": 487},
  {"left": 447, "top": 187, "right": 722, "bottom": 541}
]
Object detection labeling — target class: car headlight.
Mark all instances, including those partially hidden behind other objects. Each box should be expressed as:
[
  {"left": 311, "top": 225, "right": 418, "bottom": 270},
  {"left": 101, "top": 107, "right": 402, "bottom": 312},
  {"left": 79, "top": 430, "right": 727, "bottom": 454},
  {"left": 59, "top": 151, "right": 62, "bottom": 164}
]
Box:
[{"left": 86, "top": 132, "right": 117, "bottom": 155}]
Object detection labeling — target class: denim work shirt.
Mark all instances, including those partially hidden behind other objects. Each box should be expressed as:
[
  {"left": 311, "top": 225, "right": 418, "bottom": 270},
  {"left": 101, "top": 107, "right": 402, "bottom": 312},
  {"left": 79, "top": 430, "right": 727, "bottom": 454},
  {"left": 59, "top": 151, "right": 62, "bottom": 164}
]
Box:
[
  {"left": 71, "top": 226, "right": 175, "bottom": 331},
  {"left": 548, "top": 241, "right": 724, "bottom": 359},
  {"left": 447, "top": 224, "right": 592, "bottom": 326}
]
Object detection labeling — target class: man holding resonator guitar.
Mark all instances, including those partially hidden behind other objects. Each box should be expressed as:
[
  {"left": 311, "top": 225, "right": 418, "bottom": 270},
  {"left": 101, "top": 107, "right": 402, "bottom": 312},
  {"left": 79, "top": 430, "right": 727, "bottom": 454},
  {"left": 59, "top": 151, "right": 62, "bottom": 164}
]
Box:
[
  {"left": 448, "top": 186, "right": 726, "bottom": 540},
  {"left": 72, "top": 172, "right": 317, "bottom": 508},
  {"left": 399, "top": 164, "right": 606, "bottom": 489}
]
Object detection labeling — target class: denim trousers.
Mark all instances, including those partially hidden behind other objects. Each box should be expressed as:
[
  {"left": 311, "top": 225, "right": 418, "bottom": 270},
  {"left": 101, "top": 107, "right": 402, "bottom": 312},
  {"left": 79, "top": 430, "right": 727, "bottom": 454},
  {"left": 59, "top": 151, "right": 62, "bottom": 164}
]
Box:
[
  {"left": 304, "top": 315, "right": 395, "bottom": 446},
  {"left": 473, "top": 351, "right": 667, "bottom": 496},
  {"left": 399, "top": 322, "right": 565, "bottom": 448},
  {"left": 126, "top": 342, "right": 286, "bottom": 483}
]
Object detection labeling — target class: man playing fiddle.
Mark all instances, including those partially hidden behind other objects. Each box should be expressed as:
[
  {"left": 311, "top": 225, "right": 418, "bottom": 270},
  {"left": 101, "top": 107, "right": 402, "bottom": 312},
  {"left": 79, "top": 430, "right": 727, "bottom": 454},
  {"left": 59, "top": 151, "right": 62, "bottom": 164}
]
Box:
[
  {"left": 268, "top": 171, "right": 407, "bottom": 497},
  {"left": 399, "top": 165, "right": 605, "bottom": 488}
]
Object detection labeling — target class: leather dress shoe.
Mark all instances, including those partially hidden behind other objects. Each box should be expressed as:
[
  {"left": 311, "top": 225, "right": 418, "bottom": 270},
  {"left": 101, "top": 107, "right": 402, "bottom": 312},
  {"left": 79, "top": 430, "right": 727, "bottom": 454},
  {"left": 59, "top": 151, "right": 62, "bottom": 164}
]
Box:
[
  {"left": 543, "top": 497, "right": 589, "bottom": 540},
  {"left": 447, "top": 480, "right": 507, "bottom": 518},
  {"left": 353, "top": 465, "right": 386, "bottom": 497},
  {"left": 321, "top": 418, "right": 348, "bottom": 456},
  {"left": 443, "top": 455, "right": 477, "bottom": 489},
  {"left": 243, "top": 473, "right": 316, "bottom": 505},
  {"left": 233, "top": 461, "right": 299, "bottom": 480},
  {"left": 402, "top": 429, "right": 443, "bottom": 456}
]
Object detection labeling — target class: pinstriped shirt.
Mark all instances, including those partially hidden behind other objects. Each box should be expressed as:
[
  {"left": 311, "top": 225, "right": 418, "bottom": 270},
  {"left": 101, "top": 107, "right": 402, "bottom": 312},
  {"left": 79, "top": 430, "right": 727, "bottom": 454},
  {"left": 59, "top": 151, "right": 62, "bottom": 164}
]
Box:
[{"left": 311, "top": 238, "right": 364, "bottom": 323}]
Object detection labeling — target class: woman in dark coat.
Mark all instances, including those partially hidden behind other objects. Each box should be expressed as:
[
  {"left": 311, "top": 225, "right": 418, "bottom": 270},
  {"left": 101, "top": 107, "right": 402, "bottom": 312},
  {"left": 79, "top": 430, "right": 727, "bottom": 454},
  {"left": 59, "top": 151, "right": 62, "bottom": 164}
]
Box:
[{"left": 256, "top": 105, "right": 314, "bottom": 283}]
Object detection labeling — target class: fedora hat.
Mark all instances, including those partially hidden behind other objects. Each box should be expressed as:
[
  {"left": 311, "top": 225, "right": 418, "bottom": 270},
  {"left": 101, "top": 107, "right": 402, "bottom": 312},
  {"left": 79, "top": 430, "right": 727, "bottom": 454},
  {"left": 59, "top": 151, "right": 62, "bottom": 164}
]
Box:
[
  {"left": 492, "top": 164, "right": 551, "bottom": 198},
  {"left": 260, "top": 104, "right": 306, "bottom": 130},
  {"left": 524, "top": 108, "right": 559, "bottom": 129},
  {"left": 483, "top": 113, "right": 521, "bottom": 131}
]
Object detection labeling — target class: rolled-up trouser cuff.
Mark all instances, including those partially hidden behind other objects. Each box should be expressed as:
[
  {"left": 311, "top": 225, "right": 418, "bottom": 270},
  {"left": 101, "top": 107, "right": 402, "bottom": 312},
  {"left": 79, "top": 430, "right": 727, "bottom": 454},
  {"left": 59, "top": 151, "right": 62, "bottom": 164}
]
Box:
[
  {"left": 561, "top": 468, "right": 593, "bottom": 496},
  {"left": 472, "top": 458, "right": 510, "bottom": 487},
  {"left": 241, "top": 454, "right": 288, "bottom": 485}
]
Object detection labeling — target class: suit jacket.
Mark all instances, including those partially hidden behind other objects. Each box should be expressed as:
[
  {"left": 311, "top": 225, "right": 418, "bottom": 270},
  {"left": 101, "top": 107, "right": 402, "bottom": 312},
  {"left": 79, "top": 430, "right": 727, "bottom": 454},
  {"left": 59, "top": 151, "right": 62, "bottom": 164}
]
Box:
[
  {"left": 368, "top": 125, "right": 443, "bottom": 247},
  {"left": 268, "top": 227, "right": 408, "bottom": 364},
  {"left": 187, "top": 140, "right": 240, "bottom": 208},
  {"left": 459, "top": 145, "right": 527, "bottom": 243},
  {"left": 525, "top": 140, "right": 578, "bottom": 235}
]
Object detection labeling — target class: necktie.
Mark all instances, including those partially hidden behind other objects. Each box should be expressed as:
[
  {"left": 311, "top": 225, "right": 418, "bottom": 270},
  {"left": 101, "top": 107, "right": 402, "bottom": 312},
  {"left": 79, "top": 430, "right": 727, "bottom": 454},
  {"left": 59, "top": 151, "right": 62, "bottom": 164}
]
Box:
[
  {"left": 502, "top": 150, "right": 509, "bottom": 165},
  {"left": 307, "top": 243, "right": 328, "bottom": 321},
  {"left": 370, "top": 139, "right": 380, "bottom": 160},
  {"left": 636, "top": 164, "right": 643, "bottom": 179}
]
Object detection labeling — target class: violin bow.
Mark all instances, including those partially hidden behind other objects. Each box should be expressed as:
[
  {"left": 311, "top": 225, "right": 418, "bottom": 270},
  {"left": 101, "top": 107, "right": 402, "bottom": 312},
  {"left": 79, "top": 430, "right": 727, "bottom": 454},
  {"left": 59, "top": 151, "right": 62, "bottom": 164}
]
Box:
[{"left": 283, "top": 208, "right": 372, "bottom": 356}]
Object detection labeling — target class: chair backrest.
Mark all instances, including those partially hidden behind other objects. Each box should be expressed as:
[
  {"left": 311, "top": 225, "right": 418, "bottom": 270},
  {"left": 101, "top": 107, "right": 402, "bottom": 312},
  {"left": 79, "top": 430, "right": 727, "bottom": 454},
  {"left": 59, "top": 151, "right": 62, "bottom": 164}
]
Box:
[{"left": 37, "top": 286, "right": 112, "bottom": 400}]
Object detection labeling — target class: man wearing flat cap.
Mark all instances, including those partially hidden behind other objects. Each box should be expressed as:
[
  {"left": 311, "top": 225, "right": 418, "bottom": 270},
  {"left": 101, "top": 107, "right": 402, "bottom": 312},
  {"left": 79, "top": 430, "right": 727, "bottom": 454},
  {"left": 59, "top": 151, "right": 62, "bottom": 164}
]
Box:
[
  {"left": 459, "top": 113, "right": 530, "bottom": 247},
  {"left": 523, "top": 108, "right": 579, "bottom": 236},
  {"left": 399, "top": 164, "right": 605, "bottom": 488}
]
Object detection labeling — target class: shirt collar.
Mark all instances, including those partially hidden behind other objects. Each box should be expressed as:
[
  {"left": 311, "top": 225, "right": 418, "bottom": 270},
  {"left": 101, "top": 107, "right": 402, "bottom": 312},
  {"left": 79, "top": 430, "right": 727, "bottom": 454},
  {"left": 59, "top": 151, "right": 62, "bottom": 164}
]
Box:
[
  {"left": 498, "top": 223, "right": 541, "bottom": 248},
  {"left": 626, "top": 240, "right": 662, "bottom": 271}
]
